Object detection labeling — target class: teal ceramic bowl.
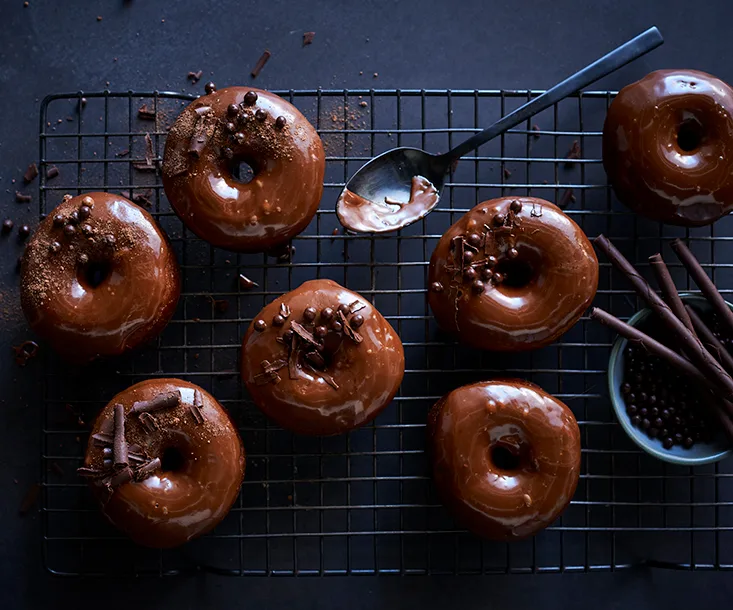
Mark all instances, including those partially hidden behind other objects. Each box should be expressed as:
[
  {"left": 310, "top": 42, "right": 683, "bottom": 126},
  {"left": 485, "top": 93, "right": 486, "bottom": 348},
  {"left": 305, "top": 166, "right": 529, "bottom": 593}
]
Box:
[{"left": 608, "top": 293, "right": 733, "bottom": 466}]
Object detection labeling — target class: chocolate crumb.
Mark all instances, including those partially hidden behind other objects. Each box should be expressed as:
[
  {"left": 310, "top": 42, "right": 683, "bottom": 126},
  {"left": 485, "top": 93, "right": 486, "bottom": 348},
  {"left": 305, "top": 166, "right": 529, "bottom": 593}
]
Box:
[
  {"left": 187, "top": 70, "right": 203, "bottom": 84},
  {"left": 531, "top": 124, "right": 541, "bottom": 137},
  {"left": 15, "top": 192, "right": 31, "bottom": 203},
  {"left": 12, "top": 340, "right": 39, "bottom": 366},
  {"left": 558, "top": 188, "right": 575, "bottom": 208},
  {"left": 46, "top": 165, "right": 59, "bottom": 180},
  {"left": 332, "top": 228, "right": 339, "bottom": 236},
  {"left": 303, "top": 31, "right": 315, "bottom": 46},
  {"left": 78, "top": 97, "right": 87, "bottom": 110},
  {"left": 18, "top": 483, "right": 40, "bottom": 516},
  {"left": 238, "top": 274, "right": 258, "bottom": 290},
  {"left": 143, "top": 132, "right": 155, "bottom": 167},
  {"left": 564, "top": 140, "right": 581, "bottom": 166},
  {"left": 23, "top": 163, "right": 39, "bottom": 184},
  {"left": 503, "top": 167, "right": 512, "bottom": 179},
  {"left": 131, "top": 191, "right": 153, "bottom": 207},
  {"left": 251, "top": 50, "right": 271, "bottom": 78},
  {"left": 137, "top": 104, "right": 156, "bottom": 121},
  {"left": 115, "top": 148, "right": 130, "bottom": 158},
  {"left": 204, "top": 81, "right": 217, "bottom": 95}
]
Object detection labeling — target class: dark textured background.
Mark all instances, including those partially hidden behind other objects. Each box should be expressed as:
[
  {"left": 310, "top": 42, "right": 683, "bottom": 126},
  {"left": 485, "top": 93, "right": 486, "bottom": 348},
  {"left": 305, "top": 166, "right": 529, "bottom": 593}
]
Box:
[{"left": 3, "top": 0, "right": 733, "bottom": 607}]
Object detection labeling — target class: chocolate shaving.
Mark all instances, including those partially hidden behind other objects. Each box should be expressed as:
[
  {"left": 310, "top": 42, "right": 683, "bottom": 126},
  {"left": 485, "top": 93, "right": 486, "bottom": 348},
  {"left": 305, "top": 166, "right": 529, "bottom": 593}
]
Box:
[
  {"left": 558, "top": 188, "right": 575, "bottom": 208},
  {"left": 15, "top": 191, "right": 31, "bottom": 203},
  {"left": 131, "top": 191, "right": 153, "bottom": 207},
  {"left": 530, "top": 202, "right": 543, "bottom": 217},
  {"left": 280, "top": 302, "right": 291, "bottom": 318},
  {"left": 103, "top": 466, "right": 133, "bottom": 491},
  {"left": 290, "top": 320, "right": 322, "bottom": 348},
  {"left": 130, "top": 391, "right": 180, "bottom": 414},
  {"left": 288, "top": 335, "right": 300, "bottom": 380},
  {"left": 76, "top": 467, "right": 109, "bottom": 479},
  {"left": 564, "top": 140, "right": 581, "bottom": 166},
  {"left": 113, "top": 404, "right": 128, "bottom": 467},
  {"left": 139, "top": 412, "right": 160, "bottom": 433},
  {"left": 188, "top": 112, "right": 216, "bottom": 157},
  {"left": 12, "top": 340, "right": 39, "bottom": 366},
  {"left": 189, "top": 389, "right": 206, "bottom": 423},
  {"left": 91, "top": 431, "right": 113, "bottom": 447},
  {"left": 303, "top": 31, "right": 315, "bottom": 46},
  {"left": 304, "top": 350, "right": 325, "bottom": 369},
  {"left": 503, "top": 166, "right": 512, "bottom": 179},
  {"left": 115, "top": 148, "right": 130, "bottom": 158},
  {"left": 132, "top": 161, "right": 157, "bottom": 172},
  {"left": 305, "top": 362, "right": 339, "bottom": 389},
  {"left": 337, "top": 310, "right": 363, "bottom": 344},
  {"left": 452, "top": 235, "right": 465, "bottom": 274},
  {"left": 137, "top": 104, "right": 156, "bottom": 121},
  {"left": 23, "top": 163, "right": 39, "bottom": 183},
  {"left": 187, "top": 70, "right": 203, "bottom": 83},
  {"left": 18, "top": 483, "right": 40, "bottom": 515},
  {"left": 251, "top": 49, "right": 271, "bottom": 78},
  {"left": 239, "top": 274, "right": 258, "bottom": 290},
  {"left": 46, "top": 166, "right": 59, "bottom": 180},
  {"left": 134, "top": 457, "right": 161, "bottom": 480},
  {"left": 348, "top": 300, "right": 366, "bottom": 314},
  {"left": 143, "top": 132, "right": 155, "bottom": 167},
  {"left": 254, "top": 358, "right": 288, "bottom": 385}
]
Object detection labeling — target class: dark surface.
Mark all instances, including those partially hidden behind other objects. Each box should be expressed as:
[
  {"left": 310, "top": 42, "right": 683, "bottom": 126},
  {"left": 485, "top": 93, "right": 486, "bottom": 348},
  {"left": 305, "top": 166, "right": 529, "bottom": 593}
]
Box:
[{"left": 3, "top": 0, "right": 733, "bottom": 607}]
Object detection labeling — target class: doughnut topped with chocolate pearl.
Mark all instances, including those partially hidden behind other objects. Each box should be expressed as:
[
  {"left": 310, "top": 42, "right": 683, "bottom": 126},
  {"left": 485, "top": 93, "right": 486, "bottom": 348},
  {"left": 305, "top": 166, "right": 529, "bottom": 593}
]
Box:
[
  {"left": 162, "top": 86, "right": 325, "bottom": 252},
  {"left": 241, "top": 279, "right": 405, "bottom": 436}
]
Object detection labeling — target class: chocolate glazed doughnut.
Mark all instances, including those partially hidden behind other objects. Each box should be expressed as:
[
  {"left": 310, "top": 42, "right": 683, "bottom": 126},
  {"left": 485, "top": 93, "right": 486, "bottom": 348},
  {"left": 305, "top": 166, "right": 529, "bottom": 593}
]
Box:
[
  {"left": 162, "top": 85, "right": 325, "bottom": 252},
  {"left": 604, "top": 69, "right": 733, "bottom": 226},
  {"left": 241, "top": 279, "right": 405, "bottom": 436},
  {"left": 428, "top": 197, "right": 598, "bottom": 351},
  {"left": 427, "top": 379, "right": 581, "bottom": 541},
  {"left": 79, "top": 379, "right": 245, "bottom": 548},
  {"left": 20, "top": 192, "right": 180, "bottom": 362}
]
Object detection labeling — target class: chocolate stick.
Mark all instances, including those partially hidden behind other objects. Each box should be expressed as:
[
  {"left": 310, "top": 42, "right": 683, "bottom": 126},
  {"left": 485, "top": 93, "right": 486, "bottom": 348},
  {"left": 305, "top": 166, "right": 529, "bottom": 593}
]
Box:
[
  {"left": 595, "top": 235, "right": 733, "bottom": 402},
  {"left": 591, "top": 307, "right": 733, "bottom": 439},
  {"left": 685, "top": 304, "right": 733, "bottom": 376},
  {"left": 113, "top": 404, "right": 128, "bottom": 467},
  {"left": 671, "top": 238, "right": 733, "bottom": 337},
  {"left": 649, "top": 253, "right": 696, "bottom": 336}
]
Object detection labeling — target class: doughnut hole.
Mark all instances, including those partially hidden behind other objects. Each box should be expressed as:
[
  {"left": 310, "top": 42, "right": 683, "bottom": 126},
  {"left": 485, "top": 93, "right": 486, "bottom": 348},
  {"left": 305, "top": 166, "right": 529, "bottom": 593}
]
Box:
[
  {"left": 494, "top": 245, "right": 543, "bottom": 291},
  {"left": 231, "top": 158, "right": 259, "bottom": 185},
  {"left": 161, "top": 446, "right": 185, "bottom": 472},
  {"left": 676, "top": 115, "right": 706, "bottom": 153},
  {"left": 77, "top": 257, "right": 113, "bottom": 290},
  {"left": 490, "top": 445, "right": 521, "bottom": 470}
]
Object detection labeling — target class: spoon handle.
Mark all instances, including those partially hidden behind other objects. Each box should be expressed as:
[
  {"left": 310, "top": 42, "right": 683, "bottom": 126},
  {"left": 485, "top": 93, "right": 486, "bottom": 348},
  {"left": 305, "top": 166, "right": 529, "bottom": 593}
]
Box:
[{"left": 443, "top": 26, "right": 663, "bottom": 162}]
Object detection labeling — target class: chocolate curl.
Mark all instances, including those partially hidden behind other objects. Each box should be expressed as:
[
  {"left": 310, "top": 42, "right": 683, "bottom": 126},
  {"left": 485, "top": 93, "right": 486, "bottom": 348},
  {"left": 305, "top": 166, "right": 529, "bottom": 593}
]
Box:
[
  {"left": 134, "top": 457, "right": 161, "bottom": 481},
  {"left": 595, "top": 235, "right": 733, "bottom": 402},
  {"left": 591, "top": 307, "right": 733, "bottom": 440},
  {"left": 671, "top": 238, "right": 733, "bottom": 337},
  {"left": 113, "top": 404, "right": 128, "bottom": 467},
  {"left": 189, "top": 389, "right": 206, "bottom": 424},
  {"left": 130, "top": 391, "right": 180, "bottom": 414},
  {"left": 188, "top": 112, "right": 214, "bottom": 157},
  {"left": 648, "top": 253, "right": 696, "bottom": 336},
  {"left": 685, "top": 304, "right": 733, "bottom": 376}
]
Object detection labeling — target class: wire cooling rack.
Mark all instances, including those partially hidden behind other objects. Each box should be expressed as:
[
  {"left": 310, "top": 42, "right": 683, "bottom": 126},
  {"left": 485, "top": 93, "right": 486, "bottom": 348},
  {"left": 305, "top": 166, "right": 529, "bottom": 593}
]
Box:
[{"left": 37, "top": 88, "right": 733, "bottom": 576}]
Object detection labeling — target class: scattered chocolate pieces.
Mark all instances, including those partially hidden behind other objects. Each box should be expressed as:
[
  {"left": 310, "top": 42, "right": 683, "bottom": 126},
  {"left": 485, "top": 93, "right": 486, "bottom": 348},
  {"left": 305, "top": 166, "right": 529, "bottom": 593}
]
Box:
[
  {"left": 251, "top": 49, "right": 271, "bottom": 78},
  {"left": 290, "top": 320, "right": 321, "bottom": 348},
  {"left": 558, "top": 188, "right": 575, "bottom": 208},
  {"left": 134, "top": 457, "right": 161, "bottom": 480},
  {"left": 18, "top": 483, "right": 40, "bottom": 516},
  {"left": 12, "top": 340, "right": 38, "bottom": 366},
  {"left": 531, "top": 124, "right": 541, "bottom": 137},
  {"left": 337, "top": 310, "right": 363, "bottom": 344},
  {"left": 280, "top": 302, "right": 291, "bottom": 319},
  {"left": 187, "top": 70, "right": 203, "bottom": 84},
  {"left": 143, "top": 132, "right": 155, "bottom": 167},
  {"left": 130, "top": 391, "right": 180, "bottom": 414},
  {"left": 139, "top": 412, "right": 160, "bottom": 434},
  {"left": 15, "top": 192, "right": 31, "bottom": 203},
  {"left": 46, "top": 165, "right": 59, "bottom": 180},
  {"left": 23, "top": 163, "right": 39, "bottom": 184},
  {"left": 303, "top": 31, "right": 315, "bottom": 46},
  {"left": 115, "top": 148, "right": 130, "bottom": 158},
  {"left": 131, "top": 191, "right": 153, "bottom": 207},
  {"left": 238, "top": 273, "right": 258, "bottom": 290},
  {"left": 189, "top": 389, "right": 206, "bottom": 423},
  {"left": 188, "top": 111, "right": 215, "bottom": 157},
  {"left": 137, "top": 104, "right": 156, "bottom": 121},
  {"left": 503, "top": 167, "right": 512, "bottom": 179},
  {"left": 564, "top": 140, "right": 581, "bottom": 166},
  {"left": 254, "top": 358, "right": 288, "bottom": 385}
]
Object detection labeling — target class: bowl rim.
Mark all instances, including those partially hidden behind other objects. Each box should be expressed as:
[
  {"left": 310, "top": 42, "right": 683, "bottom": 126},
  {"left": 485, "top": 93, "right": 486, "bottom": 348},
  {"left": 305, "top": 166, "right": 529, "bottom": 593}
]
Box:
[{"left": 607, "top": 292, "right": 733, "bottom": 466}]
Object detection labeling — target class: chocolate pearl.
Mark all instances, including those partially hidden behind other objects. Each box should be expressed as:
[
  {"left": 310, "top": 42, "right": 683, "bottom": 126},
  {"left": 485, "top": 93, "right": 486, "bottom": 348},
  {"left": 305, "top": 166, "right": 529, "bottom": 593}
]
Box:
[
  {"left": 78, "top": 205, "right": 91, "bottom": 220},
  {"left": 480, "top": 268, "right": 494, "bottom": 282},
  {"left": 650, "top": 407, "right": 659, "bottom": 417},
  {"left": 507, "top": 247, "right": 519, "bottom": 259},
  {"left": 626, "top": 404, "right": 637, "bottom": 415},
  {"left": 628, "top": 393, "right": 637, "bottom": 403},
  {"left": 466, "top": 233, "right": 482, "bottom": 247},
  {"left": 282, "top": 329, "right": 294, "bottom": 342},
  {"left": 463, "top": 250, "right": 474, "bottom": 264},
  {"left": 104, "top": 234, "right": 116, "bottom": 247},
  {"left": 639, "top": 407, "right": 648, "bottom": 417},
  {"left": 18, "top": 225, "right": 30, "bottom": 239},
  {"left": 668, "top": 406, "right": 676, "bottom": 416},
  {"left": 464, "top": 267, "right": 477, "bottom": 281},
  {"left": 68, "top": 210, "right": 79, "bottom": 224},
  {"left": 331, "top": 320, "right": 343, "bottom": 332},
  {"left": 204, "top": 82, "right": 217, "bottom": 94},
  {"left": 272, "top": 314, "right": 285, "bottom": 327},
  {"left": 81, "top": 196, "right": 94, "bottom": 207},
  {"left": 510, "top": 200, "right": 522, "bottom": 213},
  {"left": 631, "top": 415, "right": 641, "bottom": 426},
  {"left": 649, "top": 428, "right": 659, "bottom": 438},
  {"left": 255, "top": 109, "right": 267, "bottom": 121},
  {"left": 78, "top": 253, "right": 89, "bottom": 265},
  {"left": 53, "top": 214, "right": 64, "bottom": 226},
  {"left": 337, "top": 304, "right": 350, "bottom": 316},
  {"left": 661, "top": 409, "right": 670, "bottom": 420},
  {"left": 683, "top": 436, "right": 694, "bottom": 449},
  {"left": 350, "top": 314, "right": 365, "bottom": 328},
  {"left": 471, "top": 280, "right": 485, "bottom": 294},
  {"left": 303, "top": 307, "right": 317, "bottom": 322},
  {"left": 641, "top": 418, "right": 650, "bottom": 430},
  {"left": 493, "top": 213, "right": 506, "bottom": 226},
  {"left": 223, "top": 147, "right": 234, "bottom": 160},
  {"left": 493, "top": 272, "right": 504, "bottom": 284},
  {"left": 2, "top": 219, "right": 13, "bottom": 233},
  {"left": 275, "top": 116, "right": 287, "bottom": 129},
  {"left": 49, "top": 241, "right": 61, "bottom": 253},
  {"left": 660, "top": 428, "right": 669, "bottom": 439},
  {"left": 430, "top": 281, "right": 444, "bottom": 293},
  {"left": 622, "top": 383, "right": 633, "bottom": 394},
  {"left": 226, "top": 122, "right": 237, "bottom": 133},
  {"left": 81, "top": 224, "right": 93, "bottom": 236},
  {"left": 674, "top": 432, "right": 683, "bottom": 445},
  {"left": 102, "top": 446, "right": 112, "bottom": 456},
  {"left": 648, "top": 395, "right": 657, "bottom": 405},
  {"left": 486, "top": 255, "right": 497, "bottom": 267},
  {"left": 654, "top": 417, "right": 664, "bottom": 428},
  {"left": 254, "top": 319, "right": 267, "bottom": 332},
  {"left": 234, "top": 132, "right": 245, "bottom": 143},
  {"left": 321, "top": 307, "right": 335, "bottom": 321},
  {"left": 244, "top": 91, "right": 258, "bottom": 105},
  {"left": 663, "top": 437, "right": 674, "bottom": 449},
  {"left": 314, "top": 325, "right": 328, "bottom": 338},
  {"left": 227, "top": 104, "right": 239, "bottom": 117}
]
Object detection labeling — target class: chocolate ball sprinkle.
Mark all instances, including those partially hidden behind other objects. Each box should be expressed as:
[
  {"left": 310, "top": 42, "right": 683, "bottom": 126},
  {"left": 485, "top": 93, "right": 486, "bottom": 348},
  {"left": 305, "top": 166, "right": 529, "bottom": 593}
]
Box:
[
  {"left": 68, "top": 210, "right": 79, "bottom": 224},
  {"left": 493, "top": 272, "right": 504, "bottom": 284},
  {"left": 255, "top": 109, "right": 267, "bottom": 122},
  {"left": 493, "top": 213, "right": 506, "bottom": 227},
  {"left": 79, "top": 253, "right": 89, "bottom": 265},
  {"left": 204, "top": 82, "right": 217, "bottom": 94},
  {"left": 337, "top": 304, "right": 350, "bottom": 316},
  {"left": 81, "top": 224, "right": 93, "bottom": 236},
  {"left": 321, "top": 307, "right": 334, "bottom": 321},
  {"left": 254, "top": 319, "right": 267, "bottom": 332},
  {"left": 463, "top": 250, "right": 475, "bottom": 264},
  {"left": 471, "top": 280, "right": 485, "bottom": 294},
  {"left": 275, "top": 116, "right": 287, "bottom": 129},
  {"left": 463, "top": 267, "right": 477, "bottom": 282},
  {"left": 244, "top": 91, "right": 258, "bottom": 105},
  {"left": 314, "top": 325, "right": 328, "bottom": 338},
  {"left": 227, "top": 104, "right": 239, "bottom": 117},
  {"left": 2, "top": 219, "right": 13, "bottom": 233},
  {"left": 466, "top": 233, "right": 482, "bottom": 247},
  {"left": 49, "top": 241, "right": 61, "bottom": 253},
  {"left": 223, "top": 147, "right": 234, "bottom": 160},
  {"left": 508, "top": 247, "right": 519, "bottom": 259},
  {"left": 226, "top": 122, "right": 237, "bottom": 133},
  {"left": 78, "top": 205, "right": 91, "bottom": 220},
  {"left": 63, "top": 224, "right": 75, "bottom": 237},
  {"left": 304, "top": 307, "right": 317, "bottom": 322},
  {"left": 480, "top": 268, "right": 494, "bottom": 281},
  {"left": 104, "top": 234, "right": 116, "bottom": 247},
  {"left": 282, "top": 329, "right": 294, "bottom": 342},
  {"left": 510, "top": 200, "right": 522, "bottom": 213},
  {"left": 53, "top": 214, "right": 64, "bottom": 226},
  {"left": 331, "top": 320, "right": 343, "bottom": 332},
  {"left": 486, "top": 255, "right": 497, "bottom": 267},
  {"left": 430, "top": 281, "right": 444, "bottom": 293},
  {"left": 350, "top": 314, "right": 364, "bottom": 328},
  {"left": 272, "top": 314, "right": 285, "bottom": 327},
  {"left": 234, "top": 132, "right": 245, "bottom": 143},
  {"left": 81, "top": 196, "right": 94, "bottom": 207}
]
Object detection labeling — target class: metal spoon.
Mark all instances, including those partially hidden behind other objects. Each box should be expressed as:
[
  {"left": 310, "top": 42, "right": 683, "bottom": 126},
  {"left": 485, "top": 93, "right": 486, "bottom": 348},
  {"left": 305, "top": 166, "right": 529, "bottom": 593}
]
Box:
[{"left": 336, "top": 26, "right": 663, "bottom": 234}]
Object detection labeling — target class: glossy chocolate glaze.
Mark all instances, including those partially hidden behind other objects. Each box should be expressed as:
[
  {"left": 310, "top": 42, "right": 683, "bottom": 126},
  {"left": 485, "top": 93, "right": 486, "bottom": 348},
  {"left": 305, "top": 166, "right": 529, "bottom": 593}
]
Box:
[
  {"left": 427, "top": 379, "right": 581, "bottom": 541},
  {"left": 336, "top": 175, "right": 440, "bottom": 233},
  {"left": 20, "top": 193, "right": 180, "bottom": 363},
  {"left": 162, "top": 86, "right": 325, "bottom": 252},
  {"left": 428, "top": 197, "right": 598, "bottom": 351},
  {"left": 83, "top": 379, "right": 245, "bottom": 548},
  {"left": 604, "top": 69, "right": 733, "bottom": 226},
  {"left": 241, "top": 279, "right": 405, "bottom": 436}
]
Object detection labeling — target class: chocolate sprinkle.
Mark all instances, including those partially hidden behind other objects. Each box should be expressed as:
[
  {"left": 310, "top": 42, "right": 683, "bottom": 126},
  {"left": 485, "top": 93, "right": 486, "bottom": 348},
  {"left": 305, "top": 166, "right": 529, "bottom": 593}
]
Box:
[
  {"left": 130, "top": 391, "right": 180, "bottom": 415},
  {"left": 113, "top": 404, "right": 128, "bottom": 467},
  {"left": 15, "top": 192, "right": 31, "bottom": 203},
  {"left": 137, "top": 104, "right": 156, "bottom": 121},
  {"left": 251, "top": 50, "right": 271, "bottom": 78},
  {"left": 46, "top": 165, "right": 59, "bottom": 180},
  {"left": 23, "top": 163, "right": 39, "bottom": 184},
  {"left": 238, "top": 274, "right": 258, "bottom": 290}
]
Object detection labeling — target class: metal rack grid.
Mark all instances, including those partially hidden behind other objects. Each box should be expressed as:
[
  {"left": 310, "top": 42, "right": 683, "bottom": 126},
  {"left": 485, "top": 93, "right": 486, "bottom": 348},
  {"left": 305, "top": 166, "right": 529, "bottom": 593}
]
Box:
[{"left": 37, "top": 88, "right": 733, "bottom": 577}]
